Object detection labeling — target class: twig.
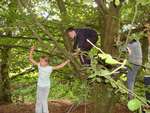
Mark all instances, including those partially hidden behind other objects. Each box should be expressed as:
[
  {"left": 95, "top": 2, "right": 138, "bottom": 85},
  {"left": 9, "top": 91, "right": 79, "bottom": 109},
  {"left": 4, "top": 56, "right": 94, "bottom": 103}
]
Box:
[{"left": 86, "top": 39, "right": 104, "bottom": 54}]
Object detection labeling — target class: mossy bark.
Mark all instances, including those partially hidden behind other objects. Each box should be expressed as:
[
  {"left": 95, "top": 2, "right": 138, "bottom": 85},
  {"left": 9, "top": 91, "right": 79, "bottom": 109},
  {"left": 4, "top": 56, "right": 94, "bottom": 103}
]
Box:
[{"left": 0, "top": 47, "right": 12, "bottom": 104}]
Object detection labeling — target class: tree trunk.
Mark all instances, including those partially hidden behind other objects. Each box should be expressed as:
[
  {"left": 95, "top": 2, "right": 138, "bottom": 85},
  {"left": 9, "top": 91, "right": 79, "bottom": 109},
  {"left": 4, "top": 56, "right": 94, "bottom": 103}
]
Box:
[
  {"left": 56, "top": 0, "right": 72, "bottom": 51},
  {"left": 56, "top": 0, "right": 82, "bottom": 75},
  {"left": 148, "top": 32, "right": 150, "bottom": 62},
  {"left": 98, "top": 3, "right": 120, "bottom": 56},
  {"left": 91, "top": 1, "right": 122, "bottom": 113},
  {"left": 140, "top": 37, "right": 148, "bottom": 64},
  {"left": 101, "top": 14, "right": 120, "bottom": 55},
  {"left": 0, "top": 47, "right": 12, "bottom": 104}
]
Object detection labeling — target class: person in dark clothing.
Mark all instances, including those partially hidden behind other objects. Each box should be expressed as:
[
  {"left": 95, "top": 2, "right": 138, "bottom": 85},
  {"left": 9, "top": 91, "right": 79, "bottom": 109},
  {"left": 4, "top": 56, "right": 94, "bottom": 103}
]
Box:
[{"left": 66, "top": 27, "right": 98, "bottom": 65}]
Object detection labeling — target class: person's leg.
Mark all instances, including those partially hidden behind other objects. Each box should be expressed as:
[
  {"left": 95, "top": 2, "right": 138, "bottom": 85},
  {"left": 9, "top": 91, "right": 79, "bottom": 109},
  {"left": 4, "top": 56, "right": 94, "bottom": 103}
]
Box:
[
  {"left": 35, "top": 87, "right": 42, "bottom": 113},
  {"left": 79, "top": 54, "right": 85, "bottom": 64},
  {"left": 79, "top": 40, "right": 93, "bottom": 65},
  {"left": 132, "top": 65, "right": 140, "bottom": 87},
  {"left": 79, "top": 54, "right": 91, "bottom": 65},
  {"left": 127, "top": 64, "right": 140, "bottom": 100},
  {"left": 127, "top": 67, "right": 134, "bottom": 99},
  {"left": 41, "top": 87, "right": 50, "bottom": 113}
]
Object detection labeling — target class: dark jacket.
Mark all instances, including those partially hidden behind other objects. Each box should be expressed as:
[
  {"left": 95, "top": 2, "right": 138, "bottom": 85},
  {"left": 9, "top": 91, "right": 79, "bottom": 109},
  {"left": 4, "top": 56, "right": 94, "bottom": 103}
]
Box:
[{"left": 73, "top": 28, "right": 98, "bottom": 51}]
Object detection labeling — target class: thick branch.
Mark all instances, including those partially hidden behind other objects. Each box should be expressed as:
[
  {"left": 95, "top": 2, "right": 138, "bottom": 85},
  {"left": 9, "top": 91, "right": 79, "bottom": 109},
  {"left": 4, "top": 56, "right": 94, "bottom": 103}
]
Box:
[
  {"left": 56, "top": 0, "right": 72, "bottom": 51},
  {"left": 11, "top": 67, "right": 35, "bottom": 80},
  {"left": 0, "top": 34, "right": 62, "bottom": 43},
  {"left": 95, "top": 0, "right": 108, "bottom": 14},
  {"left": 0, "top": 44, "right": 51, "bottom": 55},
  {"left": 56, "top": 0, "right": 67, "bottom": 15}
]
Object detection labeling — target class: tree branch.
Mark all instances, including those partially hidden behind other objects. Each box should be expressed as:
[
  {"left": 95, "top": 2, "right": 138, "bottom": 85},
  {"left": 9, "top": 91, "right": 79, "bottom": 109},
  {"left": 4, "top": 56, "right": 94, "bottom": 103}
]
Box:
[
  {"left": 0, "top": 44, "right": 51, "bottom": 55},
  {"left": 0, "top": 34, "right": 62, "bottom": 43},
  {"left": 17, "top": 0, "right": 82, "bottom": 74},
  {"left": 11, "top": 67, "right": 36, "bottom": 80},
  {"left": 95, "top": 0, "right": 108, "bottom": 14}
]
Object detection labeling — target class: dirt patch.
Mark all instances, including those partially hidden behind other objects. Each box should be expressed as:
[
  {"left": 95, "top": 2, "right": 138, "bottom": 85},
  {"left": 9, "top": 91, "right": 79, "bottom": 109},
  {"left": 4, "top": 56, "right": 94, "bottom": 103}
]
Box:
[
  {"left": 112, "top": 103, "right": 133, "bottom": 113},
  {"left": 0, "top": 100, "right": 132, "bottom": 113}
]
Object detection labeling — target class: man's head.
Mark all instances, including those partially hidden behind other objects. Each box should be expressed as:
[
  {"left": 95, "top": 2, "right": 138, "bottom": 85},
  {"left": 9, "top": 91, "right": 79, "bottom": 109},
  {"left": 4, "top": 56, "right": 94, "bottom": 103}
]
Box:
[
  {"left": 39, "top": 55, "right": 49, "bottom": 66},
  {"left": 65, "top": 27, "right": 76, "bottom": 40}
]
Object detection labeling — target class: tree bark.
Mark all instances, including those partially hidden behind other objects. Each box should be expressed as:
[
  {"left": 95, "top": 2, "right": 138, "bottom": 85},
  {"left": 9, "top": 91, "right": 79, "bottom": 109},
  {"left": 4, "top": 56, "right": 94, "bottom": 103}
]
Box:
[
  {"left": 96, "top": 1, "right": 121, "bottom": 56},
  {"left": 140, "top": 37, "right": 148, "bottom": 64},
  {"left": 0, "top": 47, "right": 12, "bottom": 104},
  {"left": 91, "top": 1, "right": 122, "bottom": 113},
  {"left": 56, "top": 0, "right": 72, "bottom": 51}
]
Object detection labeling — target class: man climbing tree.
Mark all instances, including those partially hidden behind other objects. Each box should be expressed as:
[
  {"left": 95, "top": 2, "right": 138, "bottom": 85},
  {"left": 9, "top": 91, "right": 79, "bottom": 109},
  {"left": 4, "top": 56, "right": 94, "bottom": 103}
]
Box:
[{"left": 66, "top": 27, "right": 98, "bottom": 66}]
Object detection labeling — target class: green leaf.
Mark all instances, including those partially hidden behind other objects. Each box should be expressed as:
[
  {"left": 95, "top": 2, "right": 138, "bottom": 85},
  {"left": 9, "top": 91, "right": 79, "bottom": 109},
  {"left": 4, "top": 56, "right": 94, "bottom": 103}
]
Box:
[
  {"left": 120, "top": 74, "right": 127, "bottom": 81},
  {"left": 96, "top": 78, "right": 102, "bottom": 83},
  {"left": 110, "top": 82, "right": 117, "bottom": 88},
  {"left": 127, "top": 99, "right": 142, "bottom": 111},
  {"left": 115, "top": 80, "right": 127, "bottom": 94},
  {"left": 105, "top": 57, "right": 120, "bottom": 65},
  {"left": 115, "top": 0, "right": 120, "bottom": 6},
  {"left": 98, "top": 53, "right": 120, "bottom": 65},
  {"left": 137, "top": 0, "right": 150, "bottom": 5},
  {"left": 89, "top": 74, "right": 97, "bottom": 78},
  {"left": 125, "top": 0, "right": 129, "bottom": 4},
  {"left": 89, "top": 69, "right": 110, "bottom": 79},
  {"left": 99, "top": 69, "right": 110, "bottom": 76},
  {"left": 98, "top": 53, "right": 111, "bottom": 60}
]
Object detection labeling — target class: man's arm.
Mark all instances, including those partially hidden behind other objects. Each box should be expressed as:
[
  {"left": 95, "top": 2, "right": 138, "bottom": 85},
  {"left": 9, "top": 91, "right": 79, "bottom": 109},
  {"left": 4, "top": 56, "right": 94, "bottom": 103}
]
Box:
[
  {"left": 52, "top": 60, "right": 70, "bottom": 70},
  {"left": 29, "top": 46, "right": 39, "bottom": 66}
]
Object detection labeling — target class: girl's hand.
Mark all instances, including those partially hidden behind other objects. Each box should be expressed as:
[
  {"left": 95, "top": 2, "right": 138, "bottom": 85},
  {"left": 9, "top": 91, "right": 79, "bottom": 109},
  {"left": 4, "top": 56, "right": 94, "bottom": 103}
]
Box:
[{"left": 29, "top": 45, "right": 38, "bottom": 66}]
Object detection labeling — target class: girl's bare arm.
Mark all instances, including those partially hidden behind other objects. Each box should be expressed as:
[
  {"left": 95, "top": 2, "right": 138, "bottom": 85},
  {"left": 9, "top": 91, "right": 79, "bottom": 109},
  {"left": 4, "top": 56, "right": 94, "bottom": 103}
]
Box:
[
  {"left": 29, "top": 46, "right": 39, "bottom": 66},
  {"left": 52, "top": 60, "right": 70, "bottom": 70}
]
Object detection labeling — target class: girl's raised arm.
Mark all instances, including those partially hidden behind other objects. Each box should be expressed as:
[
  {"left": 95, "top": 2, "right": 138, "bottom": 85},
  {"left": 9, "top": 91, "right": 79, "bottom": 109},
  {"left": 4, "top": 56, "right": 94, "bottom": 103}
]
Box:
[
  {"left": 29, "top": 46, "right": 39, "bottom": 66},
  {"left": 52, "top": 60, "right": 70, "bottom": 70}
]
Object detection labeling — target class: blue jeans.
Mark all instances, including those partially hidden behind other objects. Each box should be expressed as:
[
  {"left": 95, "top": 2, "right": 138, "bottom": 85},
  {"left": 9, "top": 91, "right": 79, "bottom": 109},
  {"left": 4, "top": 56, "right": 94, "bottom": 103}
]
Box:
[{"left": 127, "top": 64, "right": 141, "bottom": 99}]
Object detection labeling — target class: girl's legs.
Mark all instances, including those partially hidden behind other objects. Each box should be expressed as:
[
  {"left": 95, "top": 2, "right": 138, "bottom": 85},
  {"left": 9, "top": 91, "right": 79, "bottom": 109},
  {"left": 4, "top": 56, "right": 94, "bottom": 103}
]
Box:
[
  {"left": 42, "top": 87, "right": 50, "bottom": 113},
  {"left": 35, "top": 87, "right": 50, "bottom": 113},
  {"left": 36, "top": 87, "right": 42, "bottom": 113}
]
